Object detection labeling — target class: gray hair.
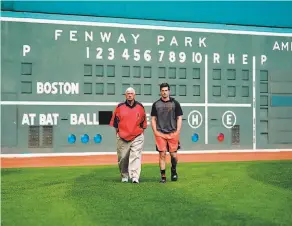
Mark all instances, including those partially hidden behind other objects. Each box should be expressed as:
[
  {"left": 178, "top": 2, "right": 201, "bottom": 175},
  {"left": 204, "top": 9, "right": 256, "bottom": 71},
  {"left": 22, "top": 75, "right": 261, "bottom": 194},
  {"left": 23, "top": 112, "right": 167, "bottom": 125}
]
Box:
[{"left": 125, "top": 87, "right": 135, "bottom": 94}]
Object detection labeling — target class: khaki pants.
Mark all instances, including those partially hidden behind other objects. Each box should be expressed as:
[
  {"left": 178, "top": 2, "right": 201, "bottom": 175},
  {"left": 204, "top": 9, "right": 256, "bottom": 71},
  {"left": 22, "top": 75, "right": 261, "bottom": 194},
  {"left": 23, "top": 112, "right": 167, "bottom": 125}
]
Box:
[{"left": 116, "top": 133, "right": 144, "bottom": 180}]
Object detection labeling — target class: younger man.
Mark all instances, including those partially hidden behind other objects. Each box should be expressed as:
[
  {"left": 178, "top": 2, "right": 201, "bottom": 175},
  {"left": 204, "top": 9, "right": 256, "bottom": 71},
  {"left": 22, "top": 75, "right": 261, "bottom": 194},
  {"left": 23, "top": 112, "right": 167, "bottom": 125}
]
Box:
[{"left": 151, "top": 83, "right": 183, "bottom": 183}]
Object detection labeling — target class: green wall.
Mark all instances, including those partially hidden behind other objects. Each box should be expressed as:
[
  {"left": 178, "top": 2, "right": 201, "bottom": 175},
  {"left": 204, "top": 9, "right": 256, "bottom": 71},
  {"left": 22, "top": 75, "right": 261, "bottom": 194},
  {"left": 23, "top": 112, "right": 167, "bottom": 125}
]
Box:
[{"left": 1, "top": 14, "right": 292, "bottom": 154}]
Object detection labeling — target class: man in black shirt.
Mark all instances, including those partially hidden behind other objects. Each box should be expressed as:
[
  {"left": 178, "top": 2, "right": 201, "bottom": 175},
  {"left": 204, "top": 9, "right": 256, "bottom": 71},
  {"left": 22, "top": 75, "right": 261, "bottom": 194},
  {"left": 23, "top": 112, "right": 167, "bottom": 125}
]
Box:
[{"left": 151, "top": 83, "right": 183, "bottom": 183}]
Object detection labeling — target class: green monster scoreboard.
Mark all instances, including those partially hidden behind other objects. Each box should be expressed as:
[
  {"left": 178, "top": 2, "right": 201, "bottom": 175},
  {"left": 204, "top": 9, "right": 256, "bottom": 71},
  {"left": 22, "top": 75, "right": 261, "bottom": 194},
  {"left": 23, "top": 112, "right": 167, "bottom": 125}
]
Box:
[{"left": 1, "top": 16, "right": 292, "bottom": 155}]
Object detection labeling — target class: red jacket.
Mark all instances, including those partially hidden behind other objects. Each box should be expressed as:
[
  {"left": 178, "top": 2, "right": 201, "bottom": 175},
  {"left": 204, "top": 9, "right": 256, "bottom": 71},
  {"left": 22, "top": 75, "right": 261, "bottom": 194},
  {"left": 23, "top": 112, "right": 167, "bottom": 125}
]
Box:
[{"left": 110, "top": 101, "right": 147, "bottom": 142}]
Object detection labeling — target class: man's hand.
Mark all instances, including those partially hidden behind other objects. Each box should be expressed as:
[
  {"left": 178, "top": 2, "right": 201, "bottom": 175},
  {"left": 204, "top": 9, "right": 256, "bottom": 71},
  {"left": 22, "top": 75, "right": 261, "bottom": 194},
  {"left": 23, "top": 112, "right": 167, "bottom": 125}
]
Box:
[
  {"left": 154, "top": 130, "right": 162, "bottom": 137},
  {"left": 173, "top": 129, "right": 181, "bottom": 138},
  {"left": 151, "top": 116, "right": 160, "bottom": 136}
]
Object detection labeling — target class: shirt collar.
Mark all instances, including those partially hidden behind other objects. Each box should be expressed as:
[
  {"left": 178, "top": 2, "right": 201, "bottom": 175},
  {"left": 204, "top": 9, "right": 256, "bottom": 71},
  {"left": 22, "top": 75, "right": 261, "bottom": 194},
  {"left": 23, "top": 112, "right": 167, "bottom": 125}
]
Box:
[
  {"left": 125, "top": 100, "right": 137, "bottom": 108},
  {"left": 160, "top": 97, "right": 174, "bottom": 102}
]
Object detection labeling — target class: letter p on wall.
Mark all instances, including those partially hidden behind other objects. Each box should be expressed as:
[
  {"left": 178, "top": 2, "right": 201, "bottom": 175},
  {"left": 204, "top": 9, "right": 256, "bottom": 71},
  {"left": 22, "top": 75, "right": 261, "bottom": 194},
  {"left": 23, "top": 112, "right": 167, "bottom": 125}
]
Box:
[{"left": 23, "top": 45, "right": 31, "bottom": 56}]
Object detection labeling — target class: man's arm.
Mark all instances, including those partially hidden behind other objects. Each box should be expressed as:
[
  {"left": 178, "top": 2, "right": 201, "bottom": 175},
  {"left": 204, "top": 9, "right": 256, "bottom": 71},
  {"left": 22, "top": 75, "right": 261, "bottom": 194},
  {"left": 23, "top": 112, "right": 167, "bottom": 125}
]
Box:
[
  {"left": 176, "top": 116, "right": 182, "bottom": 133},
  {"left": 150, "top": 103, "right": 159, "bottom": 135},
  {"left": 151, "top": 116, "right": 158, "bottom": 135},
  {"left": 109, "top": 106, "right": 119, "bottom": 133},
  {"left": 175, "top": 101, "right": 183, "bottom": 133},
  {"left": 140, "top": 104, "right": 147, "bottom": 130}
]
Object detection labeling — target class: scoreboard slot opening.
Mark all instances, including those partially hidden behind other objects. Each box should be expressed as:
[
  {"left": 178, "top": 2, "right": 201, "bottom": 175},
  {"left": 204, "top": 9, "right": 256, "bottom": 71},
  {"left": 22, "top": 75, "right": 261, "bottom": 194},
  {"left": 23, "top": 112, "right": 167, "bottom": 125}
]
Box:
[{"left": 99, "top": 111, "right": 113, "bottom": 125}]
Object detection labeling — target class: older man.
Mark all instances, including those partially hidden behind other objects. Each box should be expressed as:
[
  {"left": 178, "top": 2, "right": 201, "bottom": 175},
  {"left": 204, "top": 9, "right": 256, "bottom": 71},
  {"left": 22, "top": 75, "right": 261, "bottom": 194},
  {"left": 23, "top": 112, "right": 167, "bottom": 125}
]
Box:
[{"left": 109, "top": 87, "right": 147, "bottom": 183}]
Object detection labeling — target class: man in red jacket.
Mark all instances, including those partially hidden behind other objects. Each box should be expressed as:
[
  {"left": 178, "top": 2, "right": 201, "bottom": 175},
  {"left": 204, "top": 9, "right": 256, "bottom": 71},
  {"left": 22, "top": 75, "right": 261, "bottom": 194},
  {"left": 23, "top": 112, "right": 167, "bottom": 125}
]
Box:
[{"left": 110, "top": 87, "right": 147, "bottom": 184}]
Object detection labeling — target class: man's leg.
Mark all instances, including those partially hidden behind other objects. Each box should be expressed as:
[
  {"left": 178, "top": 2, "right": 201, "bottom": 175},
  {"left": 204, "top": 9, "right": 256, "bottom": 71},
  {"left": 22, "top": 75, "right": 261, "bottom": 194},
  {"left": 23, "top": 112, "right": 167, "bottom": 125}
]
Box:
[
  {"left": 169, "top": 152, "right": 178, "bottom": 181},
  {"left": 159, "top": 151, "right": 167, "bottom": 183},
  {"left": 155, "top": 134, "right": 168, "bottom": 183},
  {"left": 128, "top": 134, "right": 144, "bottom": 183},
  {"left": 116, "top": 136, "right": 131, "bottom": 182},
  {"left": 168, "top": 133, "right": 180, "bottom": 181}
]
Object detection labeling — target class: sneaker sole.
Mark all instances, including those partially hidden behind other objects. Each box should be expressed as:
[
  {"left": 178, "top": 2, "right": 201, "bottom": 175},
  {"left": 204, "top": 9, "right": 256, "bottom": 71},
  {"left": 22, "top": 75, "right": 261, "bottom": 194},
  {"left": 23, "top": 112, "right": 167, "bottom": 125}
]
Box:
[{"left": 171, "top": 175, "right": 178, "bottom": 181}]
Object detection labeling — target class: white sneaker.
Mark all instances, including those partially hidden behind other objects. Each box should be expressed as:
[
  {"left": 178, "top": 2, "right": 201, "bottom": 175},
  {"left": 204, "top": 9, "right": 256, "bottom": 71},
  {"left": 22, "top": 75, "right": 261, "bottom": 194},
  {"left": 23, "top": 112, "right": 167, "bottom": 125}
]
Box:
[
  {"left": 121, "top": 177, "right": 129, "bottom": 183},
  {"left": 132, "top": 178, "right": 139, "bottom": 184}
]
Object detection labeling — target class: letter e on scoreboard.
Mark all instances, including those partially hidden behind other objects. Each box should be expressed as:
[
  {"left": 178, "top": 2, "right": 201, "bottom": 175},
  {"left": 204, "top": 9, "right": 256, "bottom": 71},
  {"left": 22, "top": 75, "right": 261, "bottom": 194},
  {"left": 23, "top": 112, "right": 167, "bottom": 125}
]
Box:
[{"left": 222, "top": 111, "right": 236, "bottom": 129}]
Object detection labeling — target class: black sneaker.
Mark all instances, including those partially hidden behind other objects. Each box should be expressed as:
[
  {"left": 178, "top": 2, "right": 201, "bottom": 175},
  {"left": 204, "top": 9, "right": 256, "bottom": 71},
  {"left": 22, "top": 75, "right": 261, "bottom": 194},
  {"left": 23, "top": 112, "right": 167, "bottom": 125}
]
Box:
[
  {"left": 160, "top": 178, "right": 166, "bottom": 183},
  {"left": 171, "top": 172, "right": 178, "bottom": 181}
]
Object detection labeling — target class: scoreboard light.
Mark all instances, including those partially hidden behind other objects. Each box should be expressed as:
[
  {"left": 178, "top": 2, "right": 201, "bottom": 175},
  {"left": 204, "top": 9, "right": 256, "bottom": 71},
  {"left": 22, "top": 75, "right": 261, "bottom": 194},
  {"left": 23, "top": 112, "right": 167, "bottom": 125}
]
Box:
[
  {"left": 192, "top": 133, "right": 199, "bottom": 142},
  {"left": 68, "top": 134, "right": 76, "bottom": 144},
  {"left": 94, "top": 134, "right": 102, "bottom": 143},
  {"left": 217, "top": 133, "right": 224, "bottom": 142},
  {"left": 81, "top": 134, "right": 89, "bottom": 144}
]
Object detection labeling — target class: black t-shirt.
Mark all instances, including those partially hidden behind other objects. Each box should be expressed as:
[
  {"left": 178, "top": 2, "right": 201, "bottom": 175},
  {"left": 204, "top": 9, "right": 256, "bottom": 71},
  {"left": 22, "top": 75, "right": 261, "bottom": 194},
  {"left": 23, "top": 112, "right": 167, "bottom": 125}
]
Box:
[{"left": 151, "top": 97, "right": 183, "bottom": 134}]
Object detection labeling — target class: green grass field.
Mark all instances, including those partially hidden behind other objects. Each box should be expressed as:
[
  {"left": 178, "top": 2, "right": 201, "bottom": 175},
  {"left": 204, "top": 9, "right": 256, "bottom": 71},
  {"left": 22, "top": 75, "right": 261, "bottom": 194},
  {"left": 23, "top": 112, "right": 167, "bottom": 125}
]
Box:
[{"left": 2, "top": 160, "right": 292, "bottom": 226}]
